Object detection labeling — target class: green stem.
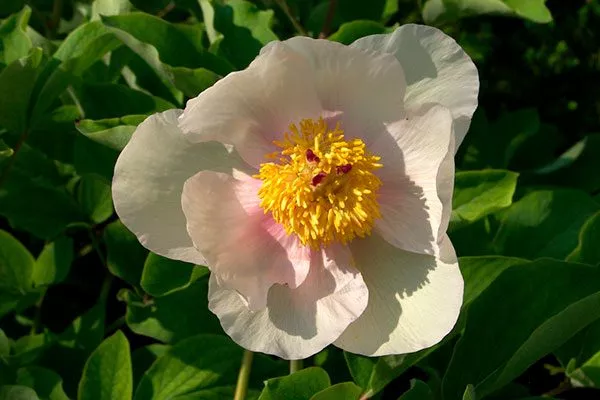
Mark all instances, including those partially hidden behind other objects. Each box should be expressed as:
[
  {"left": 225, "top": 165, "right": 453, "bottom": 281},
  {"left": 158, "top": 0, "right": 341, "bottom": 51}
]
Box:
[
  {"left": 234, "top": 350, "right": 254, "bottom": 400},
  {"left": 290, "top": 359, "right": 303, "bottom": 374},
  {"left": 319, "top": 0, "right": 337, "bottom": 38},
  {"left": 274, "top": 0, "right": 308, "bottom": 36}
]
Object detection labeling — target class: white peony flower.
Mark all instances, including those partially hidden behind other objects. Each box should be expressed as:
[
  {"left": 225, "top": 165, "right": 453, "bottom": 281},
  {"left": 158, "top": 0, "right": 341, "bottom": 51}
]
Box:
[{"left": 112, "top": 24, "right": 479, "bottom": 360}]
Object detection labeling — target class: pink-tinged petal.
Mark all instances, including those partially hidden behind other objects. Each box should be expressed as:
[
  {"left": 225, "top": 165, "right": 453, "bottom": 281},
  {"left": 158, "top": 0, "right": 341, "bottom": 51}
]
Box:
[
  {"left": 370, "top": 105, "right": 454, "bottom": 255},
  {"left": 352, "top": 24, "right": 479, "bottom": 151},
  {"left": 178, "top": 42, "right": 322, "bottom": 168},
  {"left": 283, "top": 36, "right": 406, "bottom": 123},
  {"left": 334, "top": 233, "right": 463, "bottom": 356},
  {"left": 181, "top": 170, "right": 310, "bottom": 310},
  {"left": 208, "top": 244, "right": 369, "bottom": 359},
  {"left": 112, "top": 109, "right": 249, "bottom": 265}
]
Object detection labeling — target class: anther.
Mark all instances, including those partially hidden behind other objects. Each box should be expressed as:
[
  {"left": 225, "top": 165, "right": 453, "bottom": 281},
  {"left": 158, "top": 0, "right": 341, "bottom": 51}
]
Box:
[
  {"left": 311, "top": 172, "right": 327, "bottom": 186},
  {"left": 306, "top": 149, "right": 320, "bottom": 163},
  {"left": 336, "top": 164, "right": 352, "bottom": 174}
]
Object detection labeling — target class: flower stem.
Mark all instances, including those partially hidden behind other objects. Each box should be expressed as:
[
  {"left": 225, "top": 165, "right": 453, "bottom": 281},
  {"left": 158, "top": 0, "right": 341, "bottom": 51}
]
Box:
[
  {"left": 289, "top": 359, "right": 303, "bottom": 374},
  {"left": 274, "top": 0, "right": 308, "bottom": 36},
  {"left": 234, "top": 350, "right": 254, "bottom": 400},
  {"left": 319, "top": 0, "right": 337, "bottom": 38}
]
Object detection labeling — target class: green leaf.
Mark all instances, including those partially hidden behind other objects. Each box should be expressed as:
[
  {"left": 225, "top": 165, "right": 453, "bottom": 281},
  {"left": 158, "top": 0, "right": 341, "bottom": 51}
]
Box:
[
  {"left": 0, "top": 329, "right": 9, "bottom": 357},
  {"left": 423, "top": 0, "right": 551, "bottom": 24},
  {"left": 451, "top": 170, "right": 518, "bottom": 228},
  {"left": 344, "top": 351, "right": 433, "bottom": 398},
  {"left": 76, "top": 115, "right": 145, "bottom": 151},
  {"left": 58, "top": 303, "right": 106, "bottom": 352},
  {"left": 121, "top": 273, "right": 221, "bottom": 343},
  {"left": 0, "top": 47, "right": 42, "bottom": 134},
  {"left": 76, "top": 174, "right": 113, "bottom": 224},
  {"left": 104, "top": 220, "right": 147, "bottom": 286},
  {"left": 442, "top": 260, "right": 600, "bottom": 398},
  {"left": 0, "top": 6, "right": 32, "bottom": 64},
  {"left": 16, "top": 366, "right": 69, "bottom": 400},
  {"left": 567, "top": 211, "right": 600, "bottom": 266},
  {"left": 213, "top": 0, "right": 278, "bottom": 69},
  {"left": 101, "top": 13, "right": 231, "bottom": 74},
  {"left": 0, "top": 386, "right": 39, "bottom": 400},
  {"left": 494, "top": 190, "right": 599, "bottom": 259},
  {"left": 459, "top": 256, "right": 528, "bottom": 308},
  {"left": 259, "top": 367, "right": 330, "bottom": 400},
  {"left": 328, "top": 21, "right": 386, "bottom": 45},
  {"left": 73, "top": 135, "right": 119, "bottom": 182},
  {"left": 141, "top": 253, "right": 205, "bottom": 297},
  {"left": 171, "top": 67, "right": 220, "bottom": 98},
  {"left": 0, "top": 140, "right": 13, "bottom": 160},
  {"left": 134, "top": 335, "right": 244, "bottom": 400},
  {"left": 462, "top": 384, "right": 476, "bottom": 400},
  {"left": 310, "top": 382, "right": 362, "bottom": 400},
  {"left": 0, "top": 230, "right": 34, "bottom": 293},
  {"left": 0, "top": 144, "right": 85, "bottom": 239},
  {"left": 91, "top": 0, "right": 132, "bottom": 20},
  {"left": 131, "top": 344, "right": 169, "bottom": 389},
  {"left": 32, "top": 236, "right": 74, "bottom": 286},
  {"left": 78, "top": 331, "right": 132, "bottom": 400},
  {"left": 398, "top": 380, "right": 434, "bottom": 400}
]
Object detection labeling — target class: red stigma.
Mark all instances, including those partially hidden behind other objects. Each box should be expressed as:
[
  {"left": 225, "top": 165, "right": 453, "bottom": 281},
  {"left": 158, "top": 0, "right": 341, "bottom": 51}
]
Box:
[
  {"left": 311, "top": 172, "right": 327, "bottom": 186},
  {"left": 306, "top": 149, "right": 320, "bottom": 163},
  {"left": 336, "top": 164, "right": 352, "bottom": 174}
]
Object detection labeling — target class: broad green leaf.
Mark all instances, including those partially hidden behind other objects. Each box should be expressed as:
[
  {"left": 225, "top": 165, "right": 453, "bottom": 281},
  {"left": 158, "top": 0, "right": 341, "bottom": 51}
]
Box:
[
  {"left": 104, "top": 220, "right": 147, "bottom": 286},
  {"left": 259, "top": 367, "right": 330, "bottom": 400},
  {"left": 91, "top": 0, "right": 132, "bottom": 20},
  {"left": 0, "top": 47, "right": 42, "bottom": 134},
  {"left": 329, "top": 21, "right": 386, "bottom": 45},
  {"left": 344, "top": 350, "right": 435, "bottom": 398},
  {"left": 398, "top": 380, "right": 434, "bottom": 400},
  {"left": 423, "top": 0, "right": 551, "bottom": 24},
  {"left": 11, "top": 333, "right": 52, "bottom": 366},
  {"left": 462, "top": 384, "right": 476, "bottom": 400},
  {"left": 213, "top": 0, "right": 278, "bottom": 68},
  {"left": 451, "top": 170, "right": 518, "bottom": 228},
  {"left": 76, "top": 115, "right": 145, "bottom": 151},
  {"left": 567, "top": 211, "right": 600, "bottom": 266},
  {"left": 27, "top": 105, "right": 81, "bottom": 164},
  {"left": 131, "top": 344, "right": 169, "bottom": 389},
  {"left": 536, "top": 134, "right": 600, "bottom": 194},
  {"left": 555, "top": 319, "right": 600, "bottom": 387},
  {"left": 310, "top": 382, "right": 362, "bottom": 400},
  {"left": 459, "top": 256, "right": 528, "bottom": 308},
  {"left": 121, "top": 274, "right": 221, "bottom": 342},
  {"left": 141, "top": 253, "right": 206, "bottom": 297},
  {"left": 443, "top": 260, "right": 600, "bottom": 398},
  {"left": 101, "top": 13, "right": 231, "bottom": 74},
  {"left": 0, "top": 6, "right": 32, "bottom": 64},
  {"left": 494, "top": 190, "right": 599, "bottom": 259},
  {"left": 0, "top": 229, "right": 34, "bottom": 292},
  {"left": 58, "top": 302, "right": 106, "bottom": 352},
  {"left": 73, "top": 135, "right": 119, "bottom": 182},
  {"left": 0, "top": 144, "right": 85, "bottom": 239},
  {"left": 76, "top": 174, "right": 113, "bottom": 224},
  {"left": 78, "top": 331, "right": 132, "bottom": 400},
  {"left": 76, "top": 84, "right": 172, "bottom": 120},
  {"left": 32, "top": 236, "right": 74, "bottom": 286},
  {"left": 0, "top": 329, "right": 9, "bottom": 357},
  {"left": 171, "top": 67, "right": 220, "bottom": 98},
  {"left": 134, "top": 335, "right": 264, "bottom": 400},
  {"left": 0, "top": 385, "right": 39, "bottom": 400},
  {"left": 16, "top": 366, "right": 69, "bottom": 400}
]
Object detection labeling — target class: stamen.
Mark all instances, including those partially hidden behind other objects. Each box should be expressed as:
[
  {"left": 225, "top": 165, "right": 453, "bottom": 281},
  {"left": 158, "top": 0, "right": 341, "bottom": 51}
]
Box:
[{"left": 255, "top": 117, "right": 382, "bottom": 249}]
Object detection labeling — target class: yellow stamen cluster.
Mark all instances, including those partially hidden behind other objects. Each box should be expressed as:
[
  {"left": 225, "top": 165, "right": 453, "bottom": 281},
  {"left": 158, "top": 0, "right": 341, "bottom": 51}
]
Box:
[{"left": 255, "top": 118, "right": 383, "bottom": 249}]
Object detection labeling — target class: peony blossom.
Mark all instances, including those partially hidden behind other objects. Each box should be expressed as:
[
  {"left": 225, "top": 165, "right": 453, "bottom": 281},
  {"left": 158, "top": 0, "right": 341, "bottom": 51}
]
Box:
[{"left": 112, "top": 24, "right": 479, "bottom": 360}]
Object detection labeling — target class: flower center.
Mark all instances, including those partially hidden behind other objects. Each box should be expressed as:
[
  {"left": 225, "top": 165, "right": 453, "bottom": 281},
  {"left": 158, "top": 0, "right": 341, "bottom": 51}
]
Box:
[{"left": 256, "top": 118, "right": 382, "bottom": 249}]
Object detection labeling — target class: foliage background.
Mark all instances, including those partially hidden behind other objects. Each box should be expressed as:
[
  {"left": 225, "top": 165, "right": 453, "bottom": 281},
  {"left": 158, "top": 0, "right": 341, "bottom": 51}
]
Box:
[{"left": 1, "top": 0, "right": 600, "bottom": 399}]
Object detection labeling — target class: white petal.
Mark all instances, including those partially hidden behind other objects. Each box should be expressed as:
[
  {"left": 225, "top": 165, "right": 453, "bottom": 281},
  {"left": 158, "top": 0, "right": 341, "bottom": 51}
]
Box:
[
  {"left": 352, "top": 24, "right": 479, "bottom": 150},
  {"left": 112, "top": 109, "right": 248, "bottom": 265},
  {"left": 283, "top": 36, "right": 406, "bottom": 123},
  {"left": 181, "top": 170, "right": 310, "bottom": 310},
  {"left": 370, "top": 105, "right": 454, "bottom": 255},
  {"left": 178, "top": 42, "right": 322, "bottom": 168},
  {"left": 334, "top": 233, "right": 463, "bottom": 356},
  {"left": 208, "top": 245, "right": 369, "bottom": 359}
]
